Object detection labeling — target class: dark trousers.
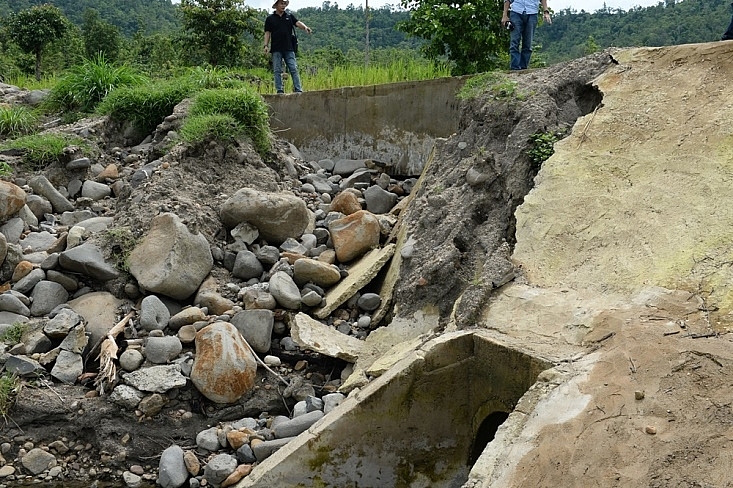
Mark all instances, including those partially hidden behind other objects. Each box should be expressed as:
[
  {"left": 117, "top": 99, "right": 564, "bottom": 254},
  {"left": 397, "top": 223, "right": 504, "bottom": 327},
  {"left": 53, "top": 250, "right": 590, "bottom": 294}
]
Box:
[{"left": 723, "top": 3, "right": 733, "bottom": 40}]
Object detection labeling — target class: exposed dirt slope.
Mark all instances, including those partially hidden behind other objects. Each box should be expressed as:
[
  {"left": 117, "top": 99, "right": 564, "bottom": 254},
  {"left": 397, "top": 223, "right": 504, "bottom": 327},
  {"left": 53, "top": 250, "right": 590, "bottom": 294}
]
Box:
[{"left": 467, "top": 41, "right": 733, "bottom": 488}]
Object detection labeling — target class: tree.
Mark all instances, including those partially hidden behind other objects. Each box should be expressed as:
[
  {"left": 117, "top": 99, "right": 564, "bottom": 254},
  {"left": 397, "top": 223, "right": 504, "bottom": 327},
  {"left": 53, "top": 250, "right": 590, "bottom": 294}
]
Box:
[
  {"left": 82, "top": 9, "right": 122, "bottom": 62},
  {"left": 5, "top": 3, "right": 68, "bottom": 80},
  {"left": 396, "top": 0, "right": 505, "bottom": 75},
  {"left": 178, "top": 0, "right": 260, "bottom": 67}
]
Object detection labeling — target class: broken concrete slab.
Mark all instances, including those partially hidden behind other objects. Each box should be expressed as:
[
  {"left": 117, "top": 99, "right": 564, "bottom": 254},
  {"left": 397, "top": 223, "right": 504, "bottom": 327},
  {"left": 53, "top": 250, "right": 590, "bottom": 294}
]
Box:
[
  {"left": 313, "top": 244, "right": 395, "bottom": 319},
  {"left": 290, "top": 313, "right": 374, "bottom": 362}
]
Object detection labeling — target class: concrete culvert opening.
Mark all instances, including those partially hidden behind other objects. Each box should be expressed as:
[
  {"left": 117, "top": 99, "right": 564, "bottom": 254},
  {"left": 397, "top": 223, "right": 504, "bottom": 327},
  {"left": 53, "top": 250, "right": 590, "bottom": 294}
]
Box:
[
  {"left": 468, "top": 411, "right": 511, "bottom": 467},
  {"left": 239, "top": 331, "right": 552, "bottom": 488}
]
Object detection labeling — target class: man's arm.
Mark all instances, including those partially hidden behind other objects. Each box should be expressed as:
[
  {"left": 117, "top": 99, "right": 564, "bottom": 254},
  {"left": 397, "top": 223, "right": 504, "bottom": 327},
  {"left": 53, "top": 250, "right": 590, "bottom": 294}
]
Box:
[
  {"left": 501, "top": 0, "right": 510, "bottom": 25},
  {"left": 263, "top": 31, "right": 271, "bottom": 53},
  {"left": 295, "top": 21, "right": 312, "bottom": 34},
  {"left": 541, "top": 0, "right": 552, "bottom": 23}
]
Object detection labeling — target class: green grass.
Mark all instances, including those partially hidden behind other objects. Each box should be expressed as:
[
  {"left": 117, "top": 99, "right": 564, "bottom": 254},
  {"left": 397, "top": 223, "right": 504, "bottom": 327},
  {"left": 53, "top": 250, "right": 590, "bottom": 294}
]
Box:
[
  {"left": 251, "top": 58, "right": 450, "bottom": 94},
  {"left": 0, "top": 321, "right": 27, "bottom": 345},
  {"left": 0, "top": 372, "right": 20, "bottom": 417},
  {"left": 457, "top": 71, "right": 522, "bottom": 100},
  {"left": 45, "top": 54, "right": 149, "bottom": 113},
  {"left": 0, "top": 133, "right": 85, "bottom": 170},
  {"left": 183, "top": 87, "right": 271, "bottom": 154},
  {"left": 0, "top": 105, "right": 37, "bottom": 137},
  {"left": 96, "top": 77, "right": 192, "bottom": 136},
  {"left": 99, "top": 227, "right": 138, "bottom": 273}
]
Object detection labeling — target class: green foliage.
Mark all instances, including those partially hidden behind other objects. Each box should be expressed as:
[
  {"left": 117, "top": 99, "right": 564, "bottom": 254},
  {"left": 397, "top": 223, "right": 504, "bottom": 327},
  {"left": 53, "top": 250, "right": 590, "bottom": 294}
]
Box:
[
  {"left": 0, "top": 133, "right": 83, "bottom": 170},
  {"left": 0, "top": 322, "right": 27, "bottom": 345},
  {"left": 96, "top": 77, "right": 190, "bottom": 135},
  {"left": 457, "top": 71, "right": 520, "bottom": 100},
  {"left": 183, "top": 87, "right": 271, "bottom": 153},
  {"left": 82, "top": 8, "right": 122, "bottom": 62},
  {"left": 179, "top": 0, "right": 260, "bottom": 67},
  {"left": 528, "top": 130, "right": 564, "bottom": 169},
  {"left": 99, "top": 227, "right": 137, "bottom": 272},
  {"left": 0, "top": 372, "right": 20, "bottom": 418},
  {"left": 397, "top": 0, "right": 506, "bottom": 75},
  {"left": 0, "top": 105, "right": 38, "bottom": 137},
  {"left": 0, "top": 161, "right": 12, "bottom": 177},
  {"left": 4, "top": 4, "right": 69, "bottom": 80},
  {"left": 45, "top": 54, "right": 148, "bottom": 113},
  {"left": 180, "top": 113, "right": 241, "bottom": 143}
]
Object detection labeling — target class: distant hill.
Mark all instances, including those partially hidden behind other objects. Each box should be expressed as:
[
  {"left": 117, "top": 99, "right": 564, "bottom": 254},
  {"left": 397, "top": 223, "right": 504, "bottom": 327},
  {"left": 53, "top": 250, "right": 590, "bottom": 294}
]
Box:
[
  {"left": 536, "top": 0, "right": 731, "bottom": 64},
  {"left": 0, "top": 0, "right": 180, "bottom": 36},
  {"left": 1, "top": 0, "right": 731, "bottom": 65}
]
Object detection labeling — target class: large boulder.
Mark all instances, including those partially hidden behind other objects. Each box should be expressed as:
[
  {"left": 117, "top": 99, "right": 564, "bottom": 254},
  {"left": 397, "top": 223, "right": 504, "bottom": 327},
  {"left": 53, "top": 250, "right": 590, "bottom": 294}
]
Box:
[
  {"left": 0, "top": 181, "right": 26, "bottom": 221},
  {"left": 328, "top": 210, "right": 381, "bottom": 263},
  {"left": 220, "top": 188, "right": 310, "bottom": 244},
  {"left": 190, "top": 322, "right": 257, "bottom": 404},
  {"left": 128, "top": 213, "right": 213, "bottom": 300}
]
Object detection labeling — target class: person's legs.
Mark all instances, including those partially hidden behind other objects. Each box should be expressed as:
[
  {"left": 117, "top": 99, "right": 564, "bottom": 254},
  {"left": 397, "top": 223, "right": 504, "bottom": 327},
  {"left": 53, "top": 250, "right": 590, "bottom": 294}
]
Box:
[
  {"left": 283, "top": 51, "right": 303, "bottom": 93},
  {"left": 272, "top": 51, "right": 284, "bottom": 93},
  {"left": 723, "top": 4, "right": 733, "bottom": 40},
  {"left": 509, "top": 11, "right": 522, "bottom": 70},
  {"left": 519, "top": 13, "right": 538, "bottom": 69}
]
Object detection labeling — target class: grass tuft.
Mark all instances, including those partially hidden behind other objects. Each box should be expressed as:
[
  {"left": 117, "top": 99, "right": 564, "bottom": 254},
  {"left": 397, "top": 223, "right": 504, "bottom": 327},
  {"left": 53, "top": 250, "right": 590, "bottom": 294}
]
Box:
[
  {"left": 0, "top": 105, "right": 38, "bottom": 137},
  {"left": 0, "top": 372, "right": 21, "bottom": 418},
  {"left": 0, "top": 133, "right": 85, "bottom": 170},
  {"left": 45, "top": 54, "right": 149, "bottom": 113},
  {"left": 183, "top": 87, "right": 271, "bottom": 154}
]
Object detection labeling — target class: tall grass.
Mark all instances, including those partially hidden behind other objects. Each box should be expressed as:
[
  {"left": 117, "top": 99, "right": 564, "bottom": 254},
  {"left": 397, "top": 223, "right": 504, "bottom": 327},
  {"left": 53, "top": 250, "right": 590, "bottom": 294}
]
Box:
[
  {"left": 0, "top": 106, "right": 38, "bottom": 137},
  {"left": 253, "top": 58, "right": 451, "bottom": 94},
  {"left": 45, "top": 54, "right": 148, "bottom": 113}
]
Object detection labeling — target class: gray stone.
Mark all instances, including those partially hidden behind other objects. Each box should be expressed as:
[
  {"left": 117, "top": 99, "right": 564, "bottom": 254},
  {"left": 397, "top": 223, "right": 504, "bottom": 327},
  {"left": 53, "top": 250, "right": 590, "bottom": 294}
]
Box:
[
  {"left": 363, "top": 185, "right": 398, "bottom": 214},
  {"left": 268, "top": 271, "right": 301, "bottom": 310},
  {"left": 272, "top": 410, "right": 324, "bottom": 438},
  {"left": 0, "top": 292, "right": 30, "bottom": 316},
  {"left": 144, "top": 336, "right": 183, "bottom": 364},
  {"left": 30, "top": 280, "right": 69, "bottom": 317},
  {"left": 81, "top": 180, "right": 112, "bottom": 200},
  {"left": 110, "top": 384, "right": 144, "bottom": 410},
  {"left": 121, "top": 364, "right": 188, "bottom": 393},
  {"left": 232, "top": 250, "right": 264, "bottom": 281},
  {"left": 29, "top": 175, "right": 73, "bottom": 213},
  {"left": 158, "top": 445, "right": 188, "bottom": 488},
  {"left": 139, "top": 295, "right": 171, "bottom": 331},
  {"left": 50, "top": 350, "right": 83, "bottom": 384},
  {"left": 21, "top": 447, "right": 57, "bottom": 475},
  {"left": 202, "top": 453, "right": 237, "bottom": 487},
  {"left": 128, "top": 213, "right": 213, "bottom": 300},
  {"left": 12, "top": 268, "right": 45, "bottom": 294},
  {"left": 230, "top": 309, "right": 274, "bottom": 354},
  {"left": 58, "top": 242, "right": 119, "bottom": 282}
]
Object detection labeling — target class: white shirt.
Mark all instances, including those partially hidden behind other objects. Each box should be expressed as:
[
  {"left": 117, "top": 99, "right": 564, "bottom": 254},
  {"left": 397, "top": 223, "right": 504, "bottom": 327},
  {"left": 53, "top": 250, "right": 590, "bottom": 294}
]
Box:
[{"left": 509, "top": 0, "right": 540, "bottom": 14}]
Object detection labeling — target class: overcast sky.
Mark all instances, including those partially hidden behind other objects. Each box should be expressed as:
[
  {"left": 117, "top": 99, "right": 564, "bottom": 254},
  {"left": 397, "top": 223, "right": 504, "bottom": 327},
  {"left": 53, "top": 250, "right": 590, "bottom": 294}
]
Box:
[{"left": 240, "top": 0, "right": 665, "bottom": 12}]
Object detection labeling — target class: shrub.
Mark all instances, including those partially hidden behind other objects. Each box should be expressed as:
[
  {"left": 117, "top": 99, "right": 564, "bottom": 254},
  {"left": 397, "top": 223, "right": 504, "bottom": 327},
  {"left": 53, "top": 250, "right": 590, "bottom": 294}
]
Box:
[
  {"left": 0, "top": 322, "right": 27, "bottom": 345},
  {"left": 45, "top": 54, "right": 148, "bottom": 113},
  {"left": 528, "top": 130, "right": 564, "bottom": 169},
  {"left": 180, "top": 113, "right": 241, "bottom": 144},
  {"left": 0, "top": 105, "right": 37, "bottom": 137}
]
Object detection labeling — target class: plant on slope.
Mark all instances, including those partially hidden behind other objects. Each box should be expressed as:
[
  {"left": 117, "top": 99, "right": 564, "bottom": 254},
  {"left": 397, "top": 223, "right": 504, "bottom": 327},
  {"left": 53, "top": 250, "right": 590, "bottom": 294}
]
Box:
[
  {"left": 45, "top": 54, "right": 148, "bottom": 113},
  {"left": 0, "top": 372, "right": 20, "bottom": 418},
  {"left": 0, "top": 105, "right": 37, "bottom": 137},
  {"left": 0, "top": 133, "right": 84, "bottom": 170},
  {"left": 182, "top": 87, "right": 271, "bottom": 154}
]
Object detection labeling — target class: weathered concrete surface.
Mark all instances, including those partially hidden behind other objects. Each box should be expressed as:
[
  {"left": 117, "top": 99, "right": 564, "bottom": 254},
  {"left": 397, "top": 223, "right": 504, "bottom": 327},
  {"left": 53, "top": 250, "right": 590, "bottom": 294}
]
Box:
[
  {"left": 238, "top": 331, "right": 551, "bottom": 488},
  {"left": 264, "top": 77, "right": 466, "bottom": 176},
  {"left": 470, "top": 41, "right": 733, "bottom": 488}
]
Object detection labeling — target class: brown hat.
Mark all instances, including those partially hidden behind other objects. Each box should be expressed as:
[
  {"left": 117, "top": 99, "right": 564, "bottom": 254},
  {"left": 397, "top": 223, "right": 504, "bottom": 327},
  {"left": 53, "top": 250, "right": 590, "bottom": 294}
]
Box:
[{"left": 272, "top": 0, "right": 288, "bottom": 7}]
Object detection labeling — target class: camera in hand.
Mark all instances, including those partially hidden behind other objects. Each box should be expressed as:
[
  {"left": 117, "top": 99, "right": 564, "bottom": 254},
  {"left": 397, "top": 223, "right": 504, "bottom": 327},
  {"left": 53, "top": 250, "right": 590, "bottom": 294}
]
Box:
[{"left": 505, "top": 21, "right": 514, "bottom": 31}]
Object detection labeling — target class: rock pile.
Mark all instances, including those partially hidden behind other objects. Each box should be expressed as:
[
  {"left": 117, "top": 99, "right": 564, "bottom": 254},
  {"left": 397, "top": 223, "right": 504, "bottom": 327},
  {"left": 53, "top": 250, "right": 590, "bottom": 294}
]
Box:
[{"left": 0, "top": 82, "right": 417, "bottom": 487}]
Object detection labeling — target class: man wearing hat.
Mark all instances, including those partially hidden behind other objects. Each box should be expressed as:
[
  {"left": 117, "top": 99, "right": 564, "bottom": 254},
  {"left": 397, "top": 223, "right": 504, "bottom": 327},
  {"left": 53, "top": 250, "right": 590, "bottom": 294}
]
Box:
[{"left": 264, "top": 0, "right": 312, "bottom": 93}]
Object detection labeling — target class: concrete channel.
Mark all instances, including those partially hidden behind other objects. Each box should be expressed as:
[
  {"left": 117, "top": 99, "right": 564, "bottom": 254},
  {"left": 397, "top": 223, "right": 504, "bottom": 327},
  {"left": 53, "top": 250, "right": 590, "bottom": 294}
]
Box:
[{"left": 239, "top": 330, "right": 551, "bottom": 488}]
